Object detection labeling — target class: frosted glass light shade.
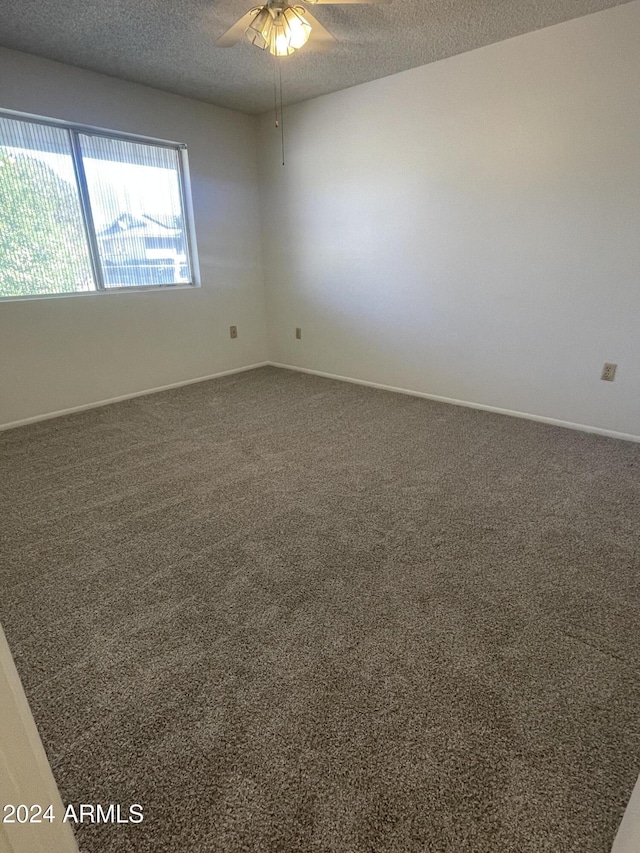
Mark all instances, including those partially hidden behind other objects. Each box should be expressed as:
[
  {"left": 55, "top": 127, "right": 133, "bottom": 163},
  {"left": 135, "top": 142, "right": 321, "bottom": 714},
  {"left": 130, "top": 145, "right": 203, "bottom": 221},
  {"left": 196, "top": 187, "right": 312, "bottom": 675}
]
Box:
[
  {"left": 281, "top": 6, "right": 312, "bottom": 50},
  {"left": 245, "top": 7, "right": 274, "bottom": 50}
]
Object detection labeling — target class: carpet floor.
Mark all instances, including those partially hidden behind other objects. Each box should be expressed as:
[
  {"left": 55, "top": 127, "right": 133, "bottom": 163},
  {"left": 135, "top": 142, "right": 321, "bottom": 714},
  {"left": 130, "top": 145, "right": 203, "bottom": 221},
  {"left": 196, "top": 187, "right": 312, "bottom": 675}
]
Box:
[{"left": 1, "top": 366, "right": 639, "bottom": 853}]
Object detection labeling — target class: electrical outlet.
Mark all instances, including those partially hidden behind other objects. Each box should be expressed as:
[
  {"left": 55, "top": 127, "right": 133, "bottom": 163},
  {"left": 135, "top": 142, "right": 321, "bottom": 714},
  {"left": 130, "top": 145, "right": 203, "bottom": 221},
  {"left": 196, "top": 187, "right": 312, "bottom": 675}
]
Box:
[
  {"left": 295, "top": 327, "right": 302, "bottom": 340},
  {"left": 601, "top": 362, "right": 617, "bottom": 382},
  {"left": 230, "top": 325, "right": 237, "bottom": 339}
]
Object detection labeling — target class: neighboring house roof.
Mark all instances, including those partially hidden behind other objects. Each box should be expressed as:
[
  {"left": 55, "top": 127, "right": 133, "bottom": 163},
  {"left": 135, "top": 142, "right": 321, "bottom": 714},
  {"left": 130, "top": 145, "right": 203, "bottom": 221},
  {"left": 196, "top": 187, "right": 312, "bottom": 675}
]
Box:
[{"left": 98, "top": 212, "right": 181, "bottom": 238}]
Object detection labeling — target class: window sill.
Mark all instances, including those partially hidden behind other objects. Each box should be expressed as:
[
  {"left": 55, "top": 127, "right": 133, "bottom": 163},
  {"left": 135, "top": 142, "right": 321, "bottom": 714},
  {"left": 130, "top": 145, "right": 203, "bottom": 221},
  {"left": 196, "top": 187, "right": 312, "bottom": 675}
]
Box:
[{"left": 0, "top": 283, "right": 201, "bottom": 303}]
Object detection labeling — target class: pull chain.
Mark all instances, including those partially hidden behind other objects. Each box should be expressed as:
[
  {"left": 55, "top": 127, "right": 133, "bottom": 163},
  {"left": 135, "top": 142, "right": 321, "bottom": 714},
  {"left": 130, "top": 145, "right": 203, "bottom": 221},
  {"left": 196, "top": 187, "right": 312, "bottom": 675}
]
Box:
[
  {"left": 273, "top": 58, "right": 285, "bottom": 166},
  {"left": 273, "top": 65, "right": 279, "bottom": 129},
  {"left": 279, "top": 63, "right": 285, "bottom": 166}
]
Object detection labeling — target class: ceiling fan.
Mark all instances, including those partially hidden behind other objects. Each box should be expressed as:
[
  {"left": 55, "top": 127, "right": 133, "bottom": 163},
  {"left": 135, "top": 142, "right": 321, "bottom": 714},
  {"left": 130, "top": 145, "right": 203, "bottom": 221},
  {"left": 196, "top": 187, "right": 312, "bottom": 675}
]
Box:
[{"left": 216, "top": 0, "right": 390, "bottom": 58}]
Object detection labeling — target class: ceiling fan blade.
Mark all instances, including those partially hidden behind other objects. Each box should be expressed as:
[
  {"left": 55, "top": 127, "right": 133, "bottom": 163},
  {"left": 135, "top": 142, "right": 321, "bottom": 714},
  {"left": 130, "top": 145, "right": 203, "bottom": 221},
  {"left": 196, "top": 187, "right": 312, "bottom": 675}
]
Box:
[
  {"left": 215, "top": 7, "right": 263, "bottom": 47},
  {"left": 299, "top": 8, "right": 338, "bottom": 50},
  {"left": 303, "top": 0, "right": 390, "bottom": 4}
]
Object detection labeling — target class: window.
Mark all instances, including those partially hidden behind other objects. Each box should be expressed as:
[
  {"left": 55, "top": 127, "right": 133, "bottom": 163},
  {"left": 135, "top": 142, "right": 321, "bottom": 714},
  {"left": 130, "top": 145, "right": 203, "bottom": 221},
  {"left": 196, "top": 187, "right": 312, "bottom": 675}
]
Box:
[{"left": 0, "top": 112, "right": 198, "bottom": 299}]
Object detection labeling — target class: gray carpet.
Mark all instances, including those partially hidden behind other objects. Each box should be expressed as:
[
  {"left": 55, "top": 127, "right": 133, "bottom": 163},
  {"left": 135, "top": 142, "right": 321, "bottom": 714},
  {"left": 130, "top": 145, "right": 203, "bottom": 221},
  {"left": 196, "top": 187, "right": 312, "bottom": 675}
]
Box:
[{"left": 1, "top": 366, "right": 640, "bottom": 853}]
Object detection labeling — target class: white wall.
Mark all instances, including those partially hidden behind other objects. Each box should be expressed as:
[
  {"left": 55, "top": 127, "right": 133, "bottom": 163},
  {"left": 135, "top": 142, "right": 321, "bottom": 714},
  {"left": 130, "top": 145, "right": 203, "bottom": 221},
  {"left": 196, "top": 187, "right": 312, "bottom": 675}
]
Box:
[
  {"left": 0, "top": 48, "right": 267, "bottom": 428},
  {"left": 258, "top": 1, "right": 640, "bottom": 439}
]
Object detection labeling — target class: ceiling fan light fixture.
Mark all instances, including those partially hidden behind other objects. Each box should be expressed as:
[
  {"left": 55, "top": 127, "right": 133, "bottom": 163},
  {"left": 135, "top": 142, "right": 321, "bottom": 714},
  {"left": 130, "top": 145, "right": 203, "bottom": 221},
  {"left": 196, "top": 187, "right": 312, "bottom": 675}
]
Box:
[
  {"left": 245, "top": 7, "right": 274, "bottom": 50},
  {"left": 245, "top": 3, "right": 312, "bottom": 56}
]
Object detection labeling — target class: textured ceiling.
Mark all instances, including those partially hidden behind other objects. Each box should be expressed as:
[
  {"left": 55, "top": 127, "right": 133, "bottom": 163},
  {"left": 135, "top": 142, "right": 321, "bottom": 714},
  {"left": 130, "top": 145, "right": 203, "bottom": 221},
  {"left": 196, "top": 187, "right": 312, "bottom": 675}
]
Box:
[{"left": 0, "top": 0, "right": 633, "bottom": 114}]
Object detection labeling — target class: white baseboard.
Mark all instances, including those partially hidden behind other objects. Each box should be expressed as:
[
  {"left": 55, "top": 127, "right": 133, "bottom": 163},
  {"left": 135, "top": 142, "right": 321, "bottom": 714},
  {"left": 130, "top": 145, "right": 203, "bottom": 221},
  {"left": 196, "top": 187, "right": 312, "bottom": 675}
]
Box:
[
  {"left": 269, "top": 362, "right": 640, "bottom": 444},
  {"left": 4, "top": 360, "right": 639, "bottom": 444},
  {"left": 0, "top": 362, "right": 270, "bottom": 431}
]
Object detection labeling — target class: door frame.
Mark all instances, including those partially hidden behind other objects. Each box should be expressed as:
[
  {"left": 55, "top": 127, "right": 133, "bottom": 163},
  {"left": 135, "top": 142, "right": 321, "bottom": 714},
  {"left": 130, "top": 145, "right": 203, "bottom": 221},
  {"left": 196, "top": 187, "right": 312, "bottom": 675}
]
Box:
[{"left": 0, "top": 623, "right": 78, "bottom": 853}]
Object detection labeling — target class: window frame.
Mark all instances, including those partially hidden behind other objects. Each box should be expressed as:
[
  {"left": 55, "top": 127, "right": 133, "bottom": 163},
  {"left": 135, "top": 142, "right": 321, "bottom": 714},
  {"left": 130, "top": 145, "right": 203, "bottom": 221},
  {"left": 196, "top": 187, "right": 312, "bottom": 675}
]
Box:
[{"left": 0, "top": 108, "right": 201, "bottom": 301}]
